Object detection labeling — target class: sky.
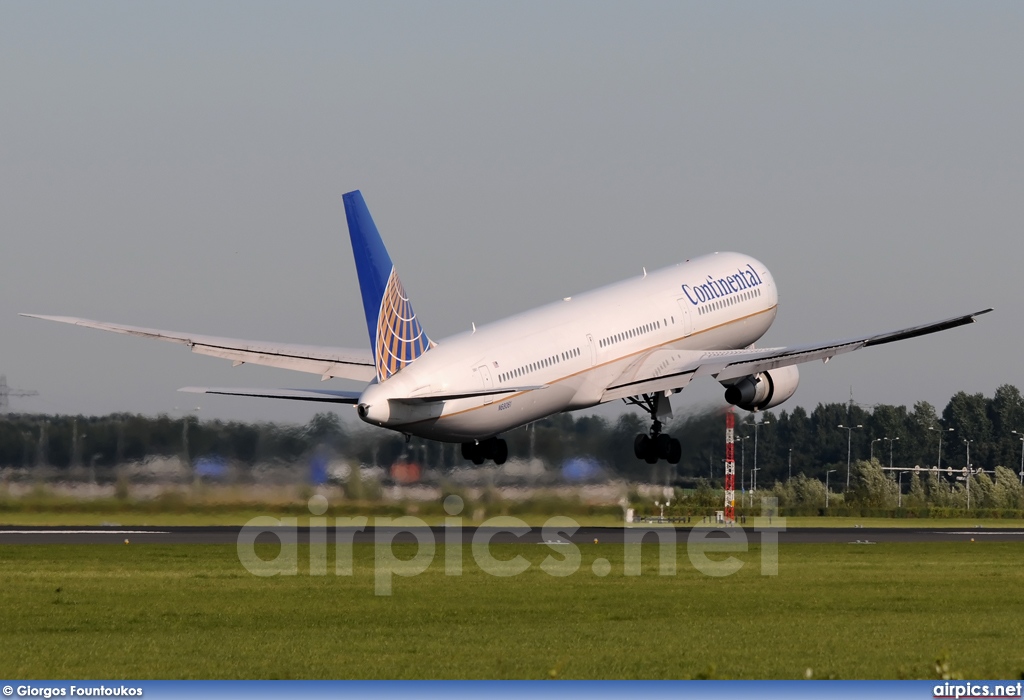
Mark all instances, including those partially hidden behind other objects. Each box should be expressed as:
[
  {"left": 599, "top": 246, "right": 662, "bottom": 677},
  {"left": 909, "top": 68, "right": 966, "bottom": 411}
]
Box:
[{"left": 2, "top": 1, "right": 1022, "bottom": 427}]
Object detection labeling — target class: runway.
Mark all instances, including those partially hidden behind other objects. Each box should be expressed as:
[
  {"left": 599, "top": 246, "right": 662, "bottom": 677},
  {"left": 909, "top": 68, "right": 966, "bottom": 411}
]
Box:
[{"left": 3, "top": 525, "right": 1024, "bottom": 545}]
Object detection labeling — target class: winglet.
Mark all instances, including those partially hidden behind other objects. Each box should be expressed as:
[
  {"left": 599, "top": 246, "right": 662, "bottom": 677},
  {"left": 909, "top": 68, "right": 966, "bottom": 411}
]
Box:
[
  {"left": 862, "top": 308, "right": 993, "bottom": 348},
  {"left": 343, "top": 190, "right": 432, "bottom": 382}
]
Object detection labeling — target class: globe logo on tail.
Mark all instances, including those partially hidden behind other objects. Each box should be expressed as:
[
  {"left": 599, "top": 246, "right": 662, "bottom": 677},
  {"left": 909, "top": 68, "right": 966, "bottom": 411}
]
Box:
[{"left": 375, "top": 268, "right": 431, "bottom": 381}]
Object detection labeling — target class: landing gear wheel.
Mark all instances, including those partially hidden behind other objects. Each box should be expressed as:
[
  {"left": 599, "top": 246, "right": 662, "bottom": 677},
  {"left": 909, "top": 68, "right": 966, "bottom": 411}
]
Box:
[
  {"left": 493, "top": 439, "right": 508, "bottom": 465},
  {"left": 655, "top": 433, "right": 673, "bottom": 460},
  {"left": 634, "top": 434, "right": 650, "bottom": 460},
  {"left": 627, "top": 395, "right": 683, "bottom": 464},
  {"left": 462, "top": 437, "right": 508, "bottom": 465},
  {"left": 666, "top": 437, "right": 682, "bottom": 465},
  {"left": 461, "top": 441, "right": 486, "bottom": 465}
]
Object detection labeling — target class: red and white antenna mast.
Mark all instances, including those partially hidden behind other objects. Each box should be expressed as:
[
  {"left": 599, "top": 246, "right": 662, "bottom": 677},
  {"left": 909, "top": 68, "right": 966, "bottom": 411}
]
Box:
[{"left": 724, "top": 410, "right": 736, "bottom": 524}]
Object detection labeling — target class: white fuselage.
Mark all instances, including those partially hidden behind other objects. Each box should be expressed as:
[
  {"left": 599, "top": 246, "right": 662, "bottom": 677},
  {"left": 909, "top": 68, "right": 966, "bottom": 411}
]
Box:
[{"left": 357, "top": 252, "right": 778, "bottom": 441}]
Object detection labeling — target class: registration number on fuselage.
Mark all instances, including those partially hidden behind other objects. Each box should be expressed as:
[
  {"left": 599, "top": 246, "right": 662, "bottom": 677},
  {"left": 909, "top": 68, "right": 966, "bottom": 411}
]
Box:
[{"left": 497, "top": 401, "right": 512, "bottom": 411}]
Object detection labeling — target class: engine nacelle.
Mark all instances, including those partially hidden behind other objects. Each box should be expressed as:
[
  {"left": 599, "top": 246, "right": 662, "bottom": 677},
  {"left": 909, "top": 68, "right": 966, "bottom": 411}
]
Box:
[{"left": 722, "top": 365, "right": 800, "bottom": 411}]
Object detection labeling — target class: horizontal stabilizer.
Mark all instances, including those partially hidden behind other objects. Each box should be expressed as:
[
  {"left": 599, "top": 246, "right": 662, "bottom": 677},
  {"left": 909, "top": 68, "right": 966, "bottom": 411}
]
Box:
[{"left": 180, "top": 387, "right": 363, "bottom": 404}]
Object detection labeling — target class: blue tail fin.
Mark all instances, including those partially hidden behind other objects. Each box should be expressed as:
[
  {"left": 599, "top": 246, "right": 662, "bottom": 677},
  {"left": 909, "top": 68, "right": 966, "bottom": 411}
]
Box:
[{"left": 343, "top": 190, "right": 432, "bottom": 382}]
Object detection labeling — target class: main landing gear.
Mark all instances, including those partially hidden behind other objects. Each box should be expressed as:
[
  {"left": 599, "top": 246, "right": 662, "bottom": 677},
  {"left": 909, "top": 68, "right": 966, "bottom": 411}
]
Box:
[
  {"left": 633, "top": 421, "right": 681, "bottom": 465},
  {"left": 461, "top": 437, "right": 508, "bottom": 466},
  {"left": 626, "top": 393, "right": 681, "bottom": 465}
]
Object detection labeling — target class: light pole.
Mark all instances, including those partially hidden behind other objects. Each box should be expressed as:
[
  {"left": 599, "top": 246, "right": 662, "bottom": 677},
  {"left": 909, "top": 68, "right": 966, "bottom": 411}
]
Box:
[
  {"left": 870, "top": 438, "right": 882, "bottom": 462},
  {"left": 737, "top": 435, "right": 747, "bottom": 497},
  {"left": 1019, "top": 436, "right": 1024, "bottom": 486},
  {"left": 826, "top": 469, "right": 836, "bottom": 508},
  {"left": 929, "top": 426, "right": 954, "bottom": 471},
  {"left": 884, "top": 436, "right": 900, "bottom": 505},
  {"left": 837, "top": 424, "right": 862, "bottom": 489},
  {"left": 1012, "top": 431, "right": 1024, "bottom": 486},
  {"left": 963, "top": 439, "right": 974, "bottom": 509},
  {"left": 21, "top": 430, "right": 33, "bottom": 468},
  {"left": 788, "top": 448, "right": 793, "bottom": 482},
  {"left": 89, "top": 452, "right": 102, "bottom": 485},
  {"left": 753, "top": 418, "right": 770, "bottom": 498},
  {"left": 884, "top": 436, "right": 900, "bottom": 469},
  {"left": 654, "top": 499, "right": 671, "bottom": 522},
  {"left": 752, "top": 467, "right": 761, "bottom": 495},
  {"left": 174, "top": 405, "right": 201, "bottom": 481}
]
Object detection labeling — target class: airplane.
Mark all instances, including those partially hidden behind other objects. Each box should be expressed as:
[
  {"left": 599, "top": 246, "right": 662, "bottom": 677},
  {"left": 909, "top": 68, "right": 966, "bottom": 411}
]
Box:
[{"left": 23, "top": 190, "right": 991, "bottom": 466}]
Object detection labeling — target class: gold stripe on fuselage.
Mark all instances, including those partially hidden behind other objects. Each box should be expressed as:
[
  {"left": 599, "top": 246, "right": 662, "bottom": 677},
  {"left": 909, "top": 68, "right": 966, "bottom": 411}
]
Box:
[{"left": 391, "top": 304, "right": 778, "bottom": 431}]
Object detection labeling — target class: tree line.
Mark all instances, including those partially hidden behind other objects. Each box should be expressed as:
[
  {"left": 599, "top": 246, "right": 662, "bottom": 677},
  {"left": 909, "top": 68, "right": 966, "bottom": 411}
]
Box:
[{"left": 1, "top": 384, "right": 1022, "bottom": 491}]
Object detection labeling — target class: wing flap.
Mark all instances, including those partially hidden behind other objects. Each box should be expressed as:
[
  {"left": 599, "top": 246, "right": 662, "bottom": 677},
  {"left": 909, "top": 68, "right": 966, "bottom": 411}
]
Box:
[
  {"left": 602, "top": 348, "right": 697, "bottom": 402},
  {"left": 20, "top": 314, "right": 376, "bottom": 381},
  {"left": 710, "top": 341, "right": 865, "bottom": 381},
  {"left": 602, "top": 371, "right": 694, "bottom": 403}
]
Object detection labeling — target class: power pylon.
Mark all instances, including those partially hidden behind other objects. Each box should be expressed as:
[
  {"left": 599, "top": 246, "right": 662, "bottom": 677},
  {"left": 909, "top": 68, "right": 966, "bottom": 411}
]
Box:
[{"left": 0, "top": 375, "right": 39, "bottom": 412}]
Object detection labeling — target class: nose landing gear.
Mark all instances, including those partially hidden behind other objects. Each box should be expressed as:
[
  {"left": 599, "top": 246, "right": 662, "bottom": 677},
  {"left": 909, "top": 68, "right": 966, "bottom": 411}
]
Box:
[{"left": 461, "top": 437, "right": 508, "bottom": 465}]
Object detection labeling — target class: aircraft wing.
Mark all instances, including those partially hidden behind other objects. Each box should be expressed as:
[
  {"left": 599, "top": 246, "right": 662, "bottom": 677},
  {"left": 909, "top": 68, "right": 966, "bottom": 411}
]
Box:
[
  {"left": 20, "top": 314, "right": 376, "bottom": 382},
  {"left": 601, "top": 308, "right": 992, "bottom": 402}
]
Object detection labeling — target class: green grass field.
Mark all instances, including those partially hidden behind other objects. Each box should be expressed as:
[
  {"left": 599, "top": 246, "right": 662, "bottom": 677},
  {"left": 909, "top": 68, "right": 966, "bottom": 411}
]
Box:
[{"left": 2, "top": 541, "right": 1023, "bottom": 679}]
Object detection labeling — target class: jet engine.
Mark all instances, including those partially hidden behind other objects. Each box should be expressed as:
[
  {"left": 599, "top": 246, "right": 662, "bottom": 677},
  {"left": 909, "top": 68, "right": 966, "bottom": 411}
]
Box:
[{"left": 722, "top": 365, "right": 800, "bottom": 411}]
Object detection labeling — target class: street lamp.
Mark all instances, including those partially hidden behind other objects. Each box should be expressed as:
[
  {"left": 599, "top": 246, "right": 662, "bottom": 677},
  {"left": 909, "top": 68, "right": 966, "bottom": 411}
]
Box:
[
  {"left": 929, "top": 426, "right": 954, "bottom": 471},
  {"left": 654, "top": 499, "right": 671, "bottom": 522},
  {"left": 737, "top": 435, "right": 747, "bottom": 495},
  {"left": 174, "top": 405, "right": 201, "bottom": 481},
  {"left": 1012, "top": 431, "right": 1024, "bottom": 486},
  {"left": 788, "top": 447, "right": 793, "bottom": 482},
  {"left": 884, "top": 436, "right": 900, "bottom": 469},
  {"left": 752, "top": 467, "right": 761, "bottom": 496},
  {"left": 884, "top": 436, "right": 900, "bottom": 505},
  {"left": 826, "top": 469, "right": 837, "bottom": 509},
  {"left": 963, "top": 439, "right": 974, "bottom": 509},
  {"left": 89, "top": 452, "right": 102, "bottom": 485},
  {"left": 1019, "top": 436, "right": 1024, "bottom": 486},
  {"left": 21, "top": 430, "right": 34, "bottom": 468},
  {"left": 753, "top": 418, "right": 770, "bottom": 496},
  {"left": 870, "top": 438, "right": 882, "bottom": 462},
  {"left": 837, "top": 424, "right": 862, "bottom": 489}
]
